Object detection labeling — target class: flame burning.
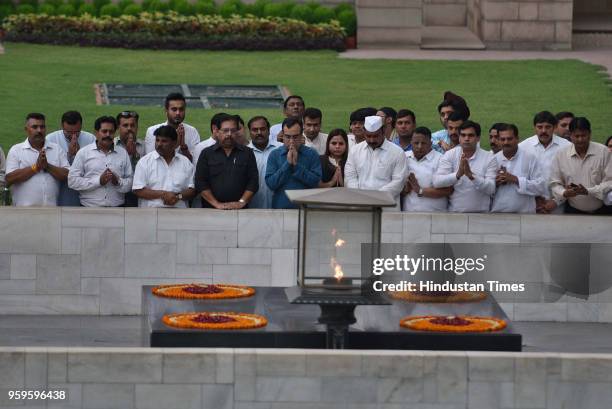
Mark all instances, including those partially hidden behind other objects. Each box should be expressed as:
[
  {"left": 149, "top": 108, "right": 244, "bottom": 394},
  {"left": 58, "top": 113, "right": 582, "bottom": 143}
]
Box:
[
  {"left": 330, "top": 229, "right": 346, "bottom": 281},
  {"left": 330, "top": 257, "right": 344, "bottom": 280}
]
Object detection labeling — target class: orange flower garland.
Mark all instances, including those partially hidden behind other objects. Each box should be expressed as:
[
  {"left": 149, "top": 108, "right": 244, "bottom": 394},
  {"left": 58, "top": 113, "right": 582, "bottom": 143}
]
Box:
[
  {"left": 163, "top": 312, "right": 268, "bottom": 330},
  {"left": 389, "top": 291, "right": 487, "bottom": 303},
  {"left": 152, "top": 284, "right": 255, "bottom": 300},
  {"left": 400, "top": 315, "right": 507, "bottom": 333}
]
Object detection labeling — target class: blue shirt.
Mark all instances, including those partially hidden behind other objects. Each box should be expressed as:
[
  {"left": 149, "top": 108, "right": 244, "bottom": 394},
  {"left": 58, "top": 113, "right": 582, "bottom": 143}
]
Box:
[
  {"left": 46, "top": 130, "right": 96, "bottom": 206},
  {"left": 265, "top": 145, "right": 322, "bottom": 209},
  {"left": 392, "top": 136, "right": 412, "bottom": 152},
  {"left": 247, "top": 139, "right": 281, "bottom": 209},
  {"left": 431, "top": 129, "right": 450, "bottom": 154}
]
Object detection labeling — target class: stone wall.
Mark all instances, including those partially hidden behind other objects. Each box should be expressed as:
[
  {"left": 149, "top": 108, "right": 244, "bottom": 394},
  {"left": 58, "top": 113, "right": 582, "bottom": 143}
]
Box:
[
  {"left": 470, "top": 0, "right": 574, "bottom": 50},
  {"left": 3, "top": 346, "right": 612, "bottom": 408},
  {"left": 0, "top": 208, "right": 611, "bottom": 319},
  {"left": 355, "top": 0, "right": 422, "bottom": 47},
  {"left": 574, "top": 0, "right": 612, "bottom": 13},
  {"left": 424, "top": 0, "right": 467, "bottom": 27}
]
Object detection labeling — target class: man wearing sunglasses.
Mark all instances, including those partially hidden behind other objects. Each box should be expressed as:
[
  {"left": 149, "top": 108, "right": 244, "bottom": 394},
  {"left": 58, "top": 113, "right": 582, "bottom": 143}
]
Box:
[{"left": 45, "top": 110, "right": 95, "bottom": 206}]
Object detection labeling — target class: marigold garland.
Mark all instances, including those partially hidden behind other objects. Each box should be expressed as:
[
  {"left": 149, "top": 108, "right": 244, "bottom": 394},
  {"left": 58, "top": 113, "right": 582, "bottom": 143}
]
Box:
[
  {"left": 152, "top": 284, "right": 255, "bottom": 300},
  {"left": 400, "top": 315, "right": 507, "bottom": 333},
  {"left": 163, "top": 312, "right": 268, "bottom": 330}
]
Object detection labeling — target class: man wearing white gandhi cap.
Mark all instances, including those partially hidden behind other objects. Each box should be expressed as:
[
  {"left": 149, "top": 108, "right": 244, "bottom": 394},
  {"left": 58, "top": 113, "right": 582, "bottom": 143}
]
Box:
[{"left": 344, "top": 115, "right": 408, "bottom": 209}]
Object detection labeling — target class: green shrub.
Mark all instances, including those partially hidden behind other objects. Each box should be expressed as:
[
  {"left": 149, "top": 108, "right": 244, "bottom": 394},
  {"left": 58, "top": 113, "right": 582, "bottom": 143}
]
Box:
[
  {"left": 312, "top": 6, "right": 334, "bottom": 23},
  {"left": 218, "top": 2, "right": 238, "bottom": 18},
  {"left": 174, "top": 0, "right": 194, "bottom": 15},
  {"left": 56, "top": 3, "right": 76, "bottom": 15},
  {"left": 333, "top": 2, "right": 353, "bottom": 16},
  {"left": 263, "top": 2, "right": 293, "bottom": 18},
  {"left": 148, "top": 0, "right": 170, "bottom": 13},
  {"left": 45, "top": 0, "right": 65, "bottom": 8},
  {"left": 248, "top": 0, "right": 268, "bottom": 17},
  {"left": 122, "top": 3, "right": 142, "bottom": 15},
  {"left": 336, "top": 9, "right": 355, "bottom": 36},
  {"left": 77, "top": 3, "right": 96, "bottom": 15},
  {"left": 15, "top": 4, "right": 35, "bottom": 14},
  {"left": 69, "top": 0, "right": 84, "bottom": 11},
  {"left": 18, "top": 0, "right": 37, "bottom": 7},
  {"left": 93, "top": 0, "right": 110, "bottom": 12},
  {"left": 0, "top": 4, "right": 14, "bottom": 19},
  {"left": 117, "top": 0, "right": 133, "bottom": 11},
  {"left": 99, "top": 3, "right": 120, "bottom": 16},
  {"left": 1, "top": 12, "right": 347, "bottom": 50},
  {"left": 37, "top": 3, "right": 56, "bottom": 15},
  {"left": 290, "top": 4, "right": 313, "bottom": 24},
  {"left": 305, "top": 1, "right": 318, "bottom": 11},
  {"left": 194, "top": 0, "right": 216, "bottom": 15}
]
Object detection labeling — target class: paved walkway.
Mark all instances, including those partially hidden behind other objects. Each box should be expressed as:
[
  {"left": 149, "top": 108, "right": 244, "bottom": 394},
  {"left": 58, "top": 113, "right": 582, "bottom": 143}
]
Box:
[{"left": 339, "top": 46, "right": 612, "bottom": 79}]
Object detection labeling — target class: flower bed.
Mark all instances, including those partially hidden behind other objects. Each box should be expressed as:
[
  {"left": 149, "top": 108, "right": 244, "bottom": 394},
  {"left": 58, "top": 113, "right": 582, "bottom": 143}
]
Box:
[{"left": 1, "top": 12, "right": 346, "bottom": 50}]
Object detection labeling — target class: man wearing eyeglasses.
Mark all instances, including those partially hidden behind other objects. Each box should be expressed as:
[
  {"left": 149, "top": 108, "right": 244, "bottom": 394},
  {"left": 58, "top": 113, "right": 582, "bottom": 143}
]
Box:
[
  {"left": 45, "top": 110, "right": 96, "bottom": 206},
  {"left": 194, "top": 114, "right": 258, "bottom": 209},
  {"left": 265, "top": 117, "right": 322, "bottom": 209}
]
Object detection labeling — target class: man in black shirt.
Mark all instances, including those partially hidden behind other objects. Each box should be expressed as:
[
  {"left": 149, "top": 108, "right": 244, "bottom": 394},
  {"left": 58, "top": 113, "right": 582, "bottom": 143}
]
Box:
[{"left": 194, "top": 114, "right": 258, "bottom": 209}]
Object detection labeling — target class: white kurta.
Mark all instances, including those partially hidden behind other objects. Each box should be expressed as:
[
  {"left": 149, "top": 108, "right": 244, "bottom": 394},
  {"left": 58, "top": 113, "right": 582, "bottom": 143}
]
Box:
[
  {"left": 490, "top": 147, "right": 545, "bottom": 213},
  {"left": 402, "top": 149, "right": 448, "bottom": 212},
  {"left": 433, "top": 146, "right": 496, "bottom": 213}
]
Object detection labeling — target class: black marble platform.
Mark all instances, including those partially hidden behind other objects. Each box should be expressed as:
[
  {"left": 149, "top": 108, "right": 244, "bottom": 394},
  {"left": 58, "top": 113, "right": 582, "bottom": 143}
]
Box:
[{"left": 143, "top": 286, "right": 522, "bottom": 351}]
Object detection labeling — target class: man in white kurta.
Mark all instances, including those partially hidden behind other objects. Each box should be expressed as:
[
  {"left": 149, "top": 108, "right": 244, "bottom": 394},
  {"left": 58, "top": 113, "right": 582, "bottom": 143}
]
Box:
[
  {"left": 491, "top": 124, "right": 545, "bottom": 213},
  {"left": 402, "top": 127, "right": 450, "bottom": 212},
  {"left": 68, "top": 116, "right": 133, "bottom": 207},
  {"left": 518, "top": 111, "right": 571, "bottom": 213},
  {"left": 433, "top": 120, "right": 496, "bottom": 213},
  {"left": 345, "top": 116, "right": 407, "bottom": 209},
  {"left": 144, "top": 93, "right": 200, "bottom": 161},
  {"left": 6, "top": 113, "right": 70, "bottom": 206},
  {"left": 134, "top": 125, "right": 195, "bottom": 208}
]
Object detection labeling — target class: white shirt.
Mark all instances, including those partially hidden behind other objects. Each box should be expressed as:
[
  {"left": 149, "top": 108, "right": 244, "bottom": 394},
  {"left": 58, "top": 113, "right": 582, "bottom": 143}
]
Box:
[
  {"left": 270, "top": 123, "right": 282, "bottom": 142},
  {"left": 490, "top": 147, "right": 545, "bottom": 213},
  {"left": 304, "top": 132, "right": 328, "bottom": 155},
  {"left": 247, "top": 139, "right": 281, "bottom": 209},
  {"left": 132, "top": 150, "right": 194, "bottom": 208},
  {"left": 433, "top": 146, "right": 496, "bottom": 213},
  {"left": 519, "top": 134, "right": 571, "bottom": 199},
  {"left": 68, "top": 143, "right": 133, "bottom": 207},
  {"left": 46, "top": 130, "right": 96, "bottom": 163},
  {"left": 345, "top": 139, "right": 407, "bottom": 208},
  {"left": 347, "top": 134, "right": 357, "bottom": 149},
  {"left": 144, "top": 121, "right": 201, "bottom": 157},
  {"left": 5, "top": 139, "right": 70, "bottom": 206},
  {"left": 402, "top": 149, "right": 447, "bottom": 212}
]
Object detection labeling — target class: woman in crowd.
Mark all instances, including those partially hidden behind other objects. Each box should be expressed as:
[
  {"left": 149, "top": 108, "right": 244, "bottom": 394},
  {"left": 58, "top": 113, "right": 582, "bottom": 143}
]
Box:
[{"left": 319, "top": 128, "right": 349, "bottom": 188}]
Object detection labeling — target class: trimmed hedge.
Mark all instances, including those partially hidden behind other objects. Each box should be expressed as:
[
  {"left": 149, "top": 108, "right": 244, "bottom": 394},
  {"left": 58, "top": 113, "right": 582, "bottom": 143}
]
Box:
[{"left": 1, "top": 12, "right": 346, "bottom": 51}]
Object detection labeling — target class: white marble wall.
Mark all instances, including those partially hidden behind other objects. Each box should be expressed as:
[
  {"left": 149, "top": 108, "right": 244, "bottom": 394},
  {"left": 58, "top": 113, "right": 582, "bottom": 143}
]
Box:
[
  {"left": 2, "top": 347, "right": 612, "bottom": 409},
  {"left": 0, "top": 208, "right": 611, "bottom": 318}
]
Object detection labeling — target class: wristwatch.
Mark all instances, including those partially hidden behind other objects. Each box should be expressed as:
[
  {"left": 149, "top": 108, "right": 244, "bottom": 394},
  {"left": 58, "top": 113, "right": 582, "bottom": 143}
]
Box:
[
  {"left": 417, "top": 188, "right": 424, "bottom": 197},
  {"left": 238, "top": 199, "right": 246, "bottom": 204},
  {"left": 176, "top": 193, "right": 183, "bottom": 200}
]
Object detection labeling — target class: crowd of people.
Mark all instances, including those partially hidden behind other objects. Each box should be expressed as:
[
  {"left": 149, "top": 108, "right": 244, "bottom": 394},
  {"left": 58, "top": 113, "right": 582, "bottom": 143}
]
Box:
[{"left": 0, "top": 91, "right": 610, "bottom": 214}]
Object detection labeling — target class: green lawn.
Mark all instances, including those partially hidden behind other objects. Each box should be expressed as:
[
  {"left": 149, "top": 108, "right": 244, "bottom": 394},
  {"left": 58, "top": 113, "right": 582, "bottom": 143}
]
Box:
[{"left": 0, "top": 42, "right": 611, "bottom": 151}]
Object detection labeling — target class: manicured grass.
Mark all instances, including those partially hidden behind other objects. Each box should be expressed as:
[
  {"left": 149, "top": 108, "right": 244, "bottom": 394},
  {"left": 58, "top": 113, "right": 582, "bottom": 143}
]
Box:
[{"left": 0, "top": 42, "right": 611, "bottom": 151}]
